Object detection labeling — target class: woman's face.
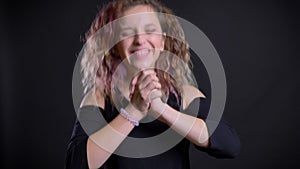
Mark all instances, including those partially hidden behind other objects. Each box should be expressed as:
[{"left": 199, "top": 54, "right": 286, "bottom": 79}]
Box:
[{"left": 116, "top": 5, "right": 165, "bottom": 70}]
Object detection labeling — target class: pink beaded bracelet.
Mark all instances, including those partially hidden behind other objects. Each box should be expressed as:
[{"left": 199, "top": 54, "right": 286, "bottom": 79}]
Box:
[{"left": 120, "top": 108, "right": 139, "bottom": 126}]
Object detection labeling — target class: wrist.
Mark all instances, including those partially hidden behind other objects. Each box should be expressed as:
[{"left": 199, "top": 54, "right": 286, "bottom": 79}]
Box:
[
  {"left": 158, "top": 105, "right": 180, "bottom": 126},
  {"left": 149, "top": 98, "right": 166, "bottom": 118},
  {"left": 125, "top": 103, "right": 146, "bottom": 121}
]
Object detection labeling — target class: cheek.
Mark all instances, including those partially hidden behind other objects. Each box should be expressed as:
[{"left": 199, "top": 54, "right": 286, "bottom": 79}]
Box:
[
  {"left": 149, "top": 36, "right": 164, "bottom": 48},
  {"left": 117, "top": 40, "right": 131, "bottom": 58}
]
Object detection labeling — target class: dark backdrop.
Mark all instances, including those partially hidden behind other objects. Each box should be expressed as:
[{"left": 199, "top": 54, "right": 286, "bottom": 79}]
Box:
[{"left": 1, "top": 0, "right": 300, "bottom": 168}]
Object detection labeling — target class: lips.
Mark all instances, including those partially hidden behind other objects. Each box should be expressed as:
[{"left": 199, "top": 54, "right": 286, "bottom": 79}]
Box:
[
  {"left": 130, "top": 49, "right": 151, "bottom": 59},
  {"left": 135, "top": 49, "right": 149, "bottom": 55}
]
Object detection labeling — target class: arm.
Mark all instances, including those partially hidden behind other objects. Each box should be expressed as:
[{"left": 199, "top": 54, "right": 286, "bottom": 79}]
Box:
[
  {"left": 65, "top": 102, "right": 144, "bottom": 169},
  {"left": 150, "top": 85, "right": 240, "bottom": 158},
  {"left": 87, "top": 104, "right": 143, "bottom": 169},
  {"left": 151, "top": 97, "right": 210, "bottom": 148},
  {"left": 86, "top": 70, "right": 160, "bottom": 168},
  {"left": 193, "top": 97, "right": 241, "bottom": 158}
]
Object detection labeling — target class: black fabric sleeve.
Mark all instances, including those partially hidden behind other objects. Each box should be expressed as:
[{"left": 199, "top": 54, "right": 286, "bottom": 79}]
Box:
[
  {"left": 65, "top": 106, "right": 108, "bottom": 169},
  {"left": 183, "top": 97, "right": 241, "bottom": 158}
]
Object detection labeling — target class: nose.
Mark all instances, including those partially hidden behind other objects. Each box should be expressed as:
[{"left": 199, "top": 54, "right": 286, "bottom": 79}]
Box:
[{"left": 133, "top": 33, "right": 146, "bottom": 45}]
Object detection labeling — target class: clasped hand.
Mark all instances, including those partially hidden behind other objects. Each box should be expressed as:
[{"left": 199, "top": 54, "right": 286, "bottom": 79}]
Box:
[{"left": 129, "top": 69, "right": 165, "bottom": 119}]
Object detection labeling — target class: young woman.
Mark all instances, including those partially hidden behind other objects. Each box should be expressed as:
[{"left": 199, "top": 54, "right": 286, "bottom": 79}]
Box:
[{"left": 66, "top": 0, "right": 240, "bottom": 168}]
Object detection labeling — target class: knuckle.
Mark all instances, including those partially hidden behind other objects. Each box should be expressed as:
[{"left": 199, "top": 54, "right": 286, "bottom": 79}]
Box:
[
  {"left": 141, "top": 95, "right": 147, "bottom": 101},
  {"left": 145, "top": 84, "right": 151, "bottom": 91},
  {"left": 150, "top": 82, "right": 156, "bottom": 89},
  {"left": 141, "top": 70, "right": 146, "bottom": 76},
  {"left": 138, "top": 84, "right": 143, "bottom": 91}
]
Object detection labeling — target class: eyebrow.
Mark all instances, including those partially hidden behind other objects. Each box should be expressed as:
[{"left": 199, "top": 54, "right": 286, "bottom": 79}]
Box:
[
  {"left": 120, "top": 27, "right": 134, "bottom": 31},
  {"left": 120, "top": 23, "right": 159, "bottom": 30},
  {"left": 145, "top": 23, "right": 159, "bottom": 28}
]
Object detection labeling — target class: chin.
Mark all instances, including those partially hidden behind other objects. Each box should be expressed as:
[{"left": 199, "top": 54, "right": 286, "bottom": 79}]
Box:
[
  {"left": 130, "top": 54, "right": 155, "bottom": 70},
  {"left": 132, "top": 60, "right": 153, "bottom": 70}
]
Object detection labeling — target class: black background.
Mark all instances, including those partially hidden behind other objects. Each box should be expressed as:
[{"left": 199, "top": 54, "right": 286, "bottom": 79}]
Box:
[{"left": 1, "top": 0, "right": 300, "bottom": 168}]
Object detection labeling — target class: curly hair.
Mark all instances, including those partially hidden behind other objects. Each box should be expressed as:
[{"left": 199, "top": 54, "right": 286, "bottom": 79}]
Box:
[{"left": 81, "top": 0, "right": 194, "bottom": 105}]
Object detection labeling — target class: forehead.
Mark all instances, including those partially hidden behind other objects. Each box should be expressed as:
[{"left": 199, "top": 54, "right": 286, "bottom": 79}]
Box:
[
  {"left": 123, "top": 5, "right": 155, "bottom": 16},
  {"left": 118, "top": 5, "right": 161, "bottom": 28}
]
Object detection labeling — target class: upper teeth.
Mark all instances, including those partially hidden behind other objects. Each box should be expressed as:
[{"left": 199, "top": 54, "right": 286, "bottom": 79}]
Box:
[{"left": 135, "top": 49, "right": 149, "bottom": 56}]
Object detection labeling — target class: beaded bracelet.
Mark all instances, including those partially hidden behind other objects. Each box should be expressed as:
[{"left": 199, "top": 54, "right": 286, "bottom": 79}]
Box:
[{"left": 120, "top": 108, "right": 139, "bottom": 126}]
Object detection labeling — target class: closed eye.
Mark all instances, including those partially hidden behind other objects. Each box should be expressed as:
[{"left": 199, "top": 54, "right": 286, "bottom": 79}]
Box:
[
  {"left": 145, "top": 29, "right": 157, "bottom": 34},
  {"left": 144, "top": 23, "right": 161, "bottom": 35},
  {"left": 119, "top": 28, "right": 135, "bottom": 38}
]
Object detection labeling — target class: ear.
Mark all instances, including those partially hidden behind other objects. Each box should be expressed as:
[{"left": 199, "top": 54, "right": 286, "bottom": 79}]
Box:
[{"left": 160, "top": 32, "right": 166, "bottom": 51}]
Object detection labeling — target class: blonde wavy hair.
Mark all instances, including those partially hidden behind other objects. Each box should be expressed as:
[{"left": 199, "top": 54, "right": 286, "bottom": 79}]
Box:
[{"left": 81, "top": 0, "right": 194, "bottom": 105}]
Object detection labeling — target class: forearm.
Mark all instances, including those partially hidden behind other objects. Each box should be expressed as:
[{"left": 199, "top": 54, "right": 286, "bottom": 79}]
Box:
[
  {"left": 159, "top": 105, "right": 210, "bottom": 148},
  {"left": 87, "top": 105, "right": 142, "bottom": 169}
]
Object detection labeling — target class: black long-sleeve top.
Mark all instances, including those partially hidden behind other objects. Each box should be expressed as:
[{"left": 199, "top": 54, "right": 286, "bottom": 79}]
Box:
[{"left": 65, "top": 93, "right": 240, "bottom": 169}]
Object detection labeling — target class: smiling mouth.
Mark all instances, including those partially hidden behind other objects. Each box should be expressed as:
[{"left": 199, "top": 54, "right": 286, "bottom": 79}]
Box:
[{"left": 131, "top": 49, "right": 151, "bottom": 59}]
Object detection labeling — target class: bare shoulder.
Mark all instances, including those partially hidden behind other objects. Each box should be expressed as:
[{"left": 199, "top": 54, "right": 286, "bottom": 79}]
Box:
[
  {"left": 80, "top": 88, "right": 105, "bottom": 109},
  {"left": 182, "top": 85, "right": 206, "bottom": 110}
]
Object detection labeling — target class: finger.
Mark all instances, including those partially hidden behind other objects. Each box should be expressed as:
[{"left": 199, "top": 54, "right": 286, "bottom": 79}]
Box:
[
  {"left": 140, "top": 84, "right": 162, "bottom": 104},
  {"left": 129, "top": 76, "right": 138, "bottom": 95},
  {"left": 130, "top": 70, "right": 154, "bottom": 92},
  {"left": 138, "top": 74, "right": 159, "bottom": 90},
  {"left": 140, "top": 81, "right": 161, "bottom": 97},
  {"left": 149, "top": 89, "right": 162, "bottom": 100},
  {"left": 136, "top": 69, "right": 156, "bottom": 84}
]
